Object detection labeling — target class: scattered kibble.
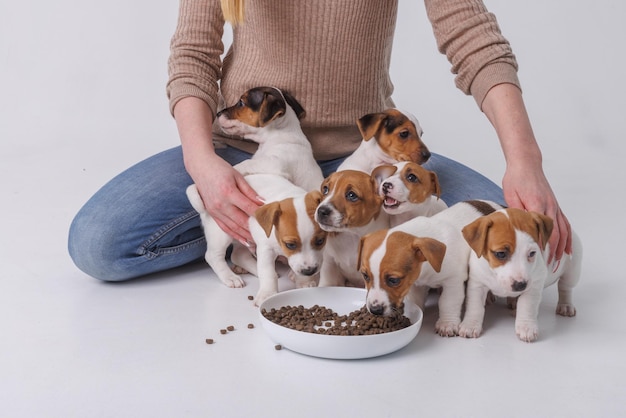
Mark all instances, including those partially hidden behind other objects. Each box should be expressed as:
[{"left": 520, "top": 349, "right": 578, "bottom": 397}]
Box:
[
  {"left": 248, "top": 295, "right": 254, "bottom": 301},
  {"left": 226, "top": 325, "right": 235, "bottom": 331},
  {"left": 274, "top": 344, "right": 282, "bottom": 350},
  {"left": 220, "top": 329, "right": 227, "bottom": 335},
  {"left": 261, "top": 304, "right": 410, "bottom": 335},
  {"left": 247, "top": 323, "right": 255, "bottom": 329},
  {"left": 205, "top": 338, "right": 214, "bottom": 344}
]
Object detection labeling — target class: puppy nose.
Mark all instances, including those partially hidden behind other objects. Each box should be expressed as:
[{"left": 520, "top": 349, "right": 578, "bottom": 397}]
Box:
[
  {"left": 421, "top": 149, "right": 431, "bottom": 162},
  {"left": 368, "top": 304, "right": 385, "bottom": 316},
  {"left": 317, "top": 205, "right": 331, "bottom": 219},
  {"left": 299, "top": 266, "right": 318, "bottom": 276},
  {"left": 512, "top": 280, "right": 527, "bottom": 292},
  {"left": 382, "top": 182, "right": 392, "bottom": 193}
]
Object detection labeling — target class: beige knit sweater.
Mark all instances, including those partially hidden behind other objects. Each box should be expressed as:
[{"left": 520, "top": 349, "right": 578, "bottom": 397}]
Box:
[{"left": 167, "top": 0, "right": 519, "bottom": 161}]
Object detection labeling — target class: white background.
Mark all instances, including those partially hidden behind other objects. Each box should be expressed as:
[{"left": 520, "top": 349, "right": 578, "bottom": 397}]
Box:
[{"left": 1, "top": 1, "right": 625, "bottom": 417}]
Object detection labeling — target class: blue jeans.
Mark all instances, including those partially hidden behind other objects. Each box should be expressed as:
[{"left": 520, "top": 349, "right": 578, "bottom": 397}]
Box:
[{"left": 68, "top": 146, "right": 504, "bottom": 281}]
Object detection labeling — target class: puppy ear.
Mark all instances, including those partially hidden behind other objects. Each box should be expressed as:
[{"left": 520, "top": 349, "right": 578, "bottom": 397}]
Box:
[
  {"left": 412, "top": 237, "right": 447, "bottom": 273},
  {"left": 429, "top": 171, "right": 442, "bottom": 199},
  {"left": 305, "top": 190, "right": 323, "bottom": 218},
  {"left": 281, "top": 90, "right": 306, "bottom": 120},
  {"left": 531, "top": 212, "right": 554, "bottom": 251},
  {"left": 356, "top": 235, "right": 366, "bottom": 272},
  {"left": 371, "top": 164, "right": 397, "bottom": 189},
  {"left": 357, "top": 112, "right": 386, "bottom": 141},
  {"left": 260, "top": 91, "right": 287, "bottom": 125},
  {"left": 462, "top": 217, "right": 493, "bottom": 258},
  {"left": 254, "top": 202, "right": 282, "bottom": 237}
]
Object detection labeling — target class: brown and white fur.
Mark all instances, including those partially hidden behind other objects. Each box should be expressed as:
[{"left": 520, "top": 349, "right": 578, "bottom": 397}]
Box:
[
  {"left": 337, "top": 109, "right": 431, "bottom": 173},
  {"left": 459, "top": 208, "right": 582, "bottom": 342},
  {"left": 217, "top": 86, "right": 323, "bottom": 191},
  {"left": 372, "top": 161, "right": 448, "bottom": 227},
  {"left": 187, "top": 174, "right": 327, "bottom": 305},
  {"left": 315, "top": 170, "right": 389, "bottom": 288},
  {"left": 357, "top": 200, "right": 503, "bottom": 336}
]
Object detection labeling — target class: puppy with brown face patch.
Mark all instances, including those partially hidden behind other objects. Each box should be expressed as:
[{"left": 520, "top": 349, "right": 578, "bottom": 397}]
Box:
[
  {"left": 314, "top": 170, "right": 389, "bottom": 287},
  {"left": 217, "top": 86, "right": 323, "bottom": 192},
  {"left": 459, "top": 208, "right": 582, "bottom": 342},
  {"left": 372, "top": 161, "right": 448, "bottom": 227},
  {"left": 337, "top": 109, "right": 431, "bottom": 173},
  {"left": 357, "top": 200, "right": 503, "bottom": 337},
  {"left": 187, "top": 174, "right": 327, "bottom": 305}
]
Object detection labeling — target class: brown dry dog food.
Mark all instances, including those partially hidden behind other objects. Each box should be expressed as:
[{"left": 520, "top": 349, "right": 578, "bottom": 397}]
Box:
[
  {"left": 226, "top": 325, "right": 235, "bottom": 332},
  {"left": 205, "top": 338, "right": 214, "bottom": 344},
  {"left": 262, "top": 304, "right": 411, "bottom": 335}
]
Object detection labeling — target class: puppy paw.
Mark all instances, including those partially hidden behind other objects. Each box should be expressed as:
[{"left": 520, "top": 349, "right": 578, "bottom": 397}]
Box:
[
  {"left": 435, "top": 320, "right": 459, "bottom": 337},
  {"left": 515, "top": 322, "right": 538, "bottom": 342},
  {"left": 556, "top": 303, "right": 576, "bottom": 317},
  {"left": 255, "top": 289, "right": 277, "bottom": 306},
  {"left": 231, "top": 265, "right": 249, "bottom": 275},
  {"left": 458, "top": 321, "right": 483, "bottom": 338},
  {"left": 219, "top": 274, "right": 246, "bottom": 289}
]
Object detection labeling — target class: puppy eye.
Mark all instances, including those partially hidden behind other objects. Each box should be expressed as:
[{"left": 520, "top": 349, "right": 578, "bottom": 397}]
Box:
[
  {"left": 237, "top": 99, "right": 244, "bottom": 108},
  {"left": 346, "top": 191, "right": 359, "bottom": 202},
  {"left": 314, "top": 236, "right": 326, "bottom": 247},
  {"left": 385, "top": 276, "right": 401, "bottom": 287},
  {"left": 322, "top": 185, "right": 329, "bottom": 195},
  {"left": 406, "top": 174, "right": 419, "bottom": 183},
  {"left": 528, "top": 250, "right": 536, "bottom": 260},
  {"left": 399, "top": 130, "right": 410, "bottom": 139},
  {"left": 493, "top": 251, "right": 508, "bottom": 260},
  {"left": 361, "top": 272, "right": 370, "bottom": 283},
  {"left": 284, "top": 242, "right": 298, "bottom": 250}
]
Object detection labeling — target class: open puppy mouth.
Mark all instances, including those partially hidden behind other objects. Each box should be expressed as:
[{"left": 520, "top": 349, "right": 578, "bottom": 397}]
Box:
[{"left": 383, "top": 196, "right": 402, "bottom": 209}]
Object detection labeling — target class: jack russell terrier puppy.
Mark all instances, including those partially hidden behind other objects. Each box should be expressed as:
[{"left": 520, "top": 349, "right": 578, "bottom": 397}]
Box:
[
  {"left": 216, "top": 86, "right": 323, "bottom": 191},
  {"left": 337, "top": 109, "right": 431, "bottom": 173},
  {"left": 372, "top": 161, "right": 448, "bottom": 227},
  {"left": 315, "top": 170, "right": 389, "bottom": 288},
  {"left": 459, "top": 208, "right": 582, "bottom": 342},
  {"left": 358, "top": 200, "right": 503, "bottom": 336},
  {"left": 187, "top": 174, "right": 327, "bottom": 304}
]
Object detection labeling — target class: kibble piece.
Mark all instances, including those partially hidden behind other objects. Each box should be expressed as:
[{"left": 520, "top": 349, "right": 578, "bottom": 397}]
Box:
[
  {"left": 205, "top": 338, "right": 214, "bottom": 344},
  {"left": 220, "top": 329, "right": 227, "bottom": 335},
  {"left": 247, "top": 323, "right": 255, "bottom": 329},
  {"left": 248, "top": 295, "right": 254, "bottom": 300},
  {"left": 226, "top": 325, "right": 235, "bottom": 331},
  {"left": 274, "top": 344, "right": 282, "bottom": 350}
]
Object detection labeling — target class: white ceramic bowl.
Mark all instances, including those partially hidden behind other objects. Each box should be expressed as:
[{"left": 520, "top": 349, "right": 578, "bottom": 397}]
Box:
[{"left": 258, "top": 287, "right": 423, "bottom": 359}]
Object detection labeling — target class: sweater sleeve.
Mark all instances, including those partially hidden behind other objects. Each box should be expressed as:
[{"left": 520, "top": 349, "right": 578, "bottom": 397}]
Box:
[
  {"left": 166, "top": 0, "right": 225, "bottom": 117},
  {"left": 424, "top": 0, "right": 520, "bottom": 108}
]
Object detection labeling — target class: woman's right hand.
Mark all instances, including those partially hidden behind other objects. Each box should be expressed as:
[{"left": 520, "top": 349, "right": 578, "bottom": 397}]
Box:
[
  {"left": 192, "top": 154, "right": 264, "bottom": 246},
  {"left": 174, "top": 97, "right": 264, "bottom": 246}
]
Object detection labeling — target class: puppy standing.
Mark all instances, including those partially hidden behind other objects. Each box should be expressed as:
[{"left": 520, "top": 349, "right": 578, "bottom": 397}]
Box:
[
  {"left": 358, "top": 200, "right": 503, "bottom": 336},
  {"left": 216, "top": 86, "right": 323, "bottom": 191},
  {"left": 315, "top": 170, "right": 389, "bottom": 288},
  {"left": 187, "top": 87, "right": 326, "bottom": 296},
  {"left": 337, "top": 109, "right": 431, "bottom": 173},
  {"left": 372, "top": 161, "right": 448, "bottom": 227},
  {"left": 459, "top": 208, "right": 582, "bottom": 342},
  {"left": 187, "top": 174, "right": 327, "bottom": 304}
]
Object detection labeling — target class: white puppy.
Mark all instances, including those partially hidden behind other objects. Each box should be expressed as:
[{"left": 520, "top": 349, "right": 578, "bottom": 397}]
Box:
[
  {"left": 372, "top": 161, "right": 448, "bottom": 226},
  {"left": 337, "top": 109, "right": 431, "bottom": 173},
  {"left": 459, "top": 208, "right": 582, "bottom": 342},
  {"left": 187, "top": 174, "right": 327, "bottom": 304}
]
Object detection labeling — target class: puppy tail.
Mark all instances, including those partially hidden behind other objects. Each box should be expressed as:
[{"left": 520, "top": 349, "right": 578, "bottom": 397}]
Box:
[{"left": 186, "top": 184, "right": 206, "bottom": 214}]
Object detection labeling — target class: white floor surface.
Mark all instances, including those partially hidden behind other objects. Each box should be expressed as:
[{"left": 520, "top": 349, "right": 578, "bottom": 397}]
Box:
[{"left": 2, "top": 1, "right": 625, "bottom": 417}]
